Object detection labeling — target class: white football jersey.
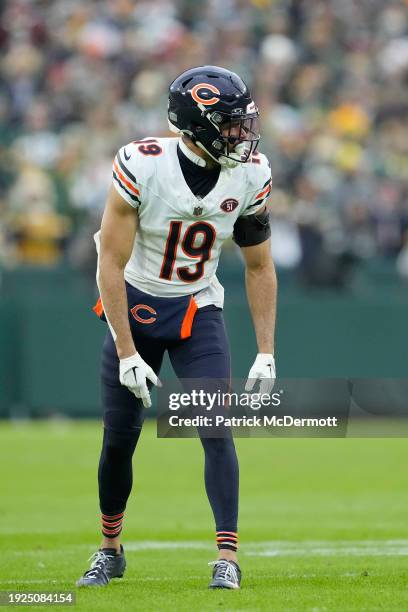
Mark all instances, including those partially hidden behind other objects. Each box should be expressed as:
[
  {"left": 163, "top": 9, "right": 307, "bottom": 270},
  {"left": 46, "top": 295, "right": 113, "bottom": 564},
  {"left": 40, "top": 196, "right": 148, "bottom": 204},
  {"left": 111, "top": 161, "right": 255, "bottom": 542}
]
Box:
[{"left": 100, "top": 136, "right": 271, "bottom": 308}]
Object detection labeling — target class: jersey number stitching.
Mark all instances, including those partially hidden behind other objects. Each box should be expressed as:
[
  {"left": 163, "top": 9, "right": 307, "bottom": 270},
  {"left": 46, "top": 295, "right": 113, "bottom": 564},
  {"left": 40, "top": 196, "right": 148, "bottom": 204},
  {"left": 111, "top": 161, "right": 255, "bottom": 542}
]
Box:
[
  {"left": 160, "top": 221, "right": 216, "bottom": 283},
  {"left": 132, "top": 138, "right": 163, "bottom": 156}
]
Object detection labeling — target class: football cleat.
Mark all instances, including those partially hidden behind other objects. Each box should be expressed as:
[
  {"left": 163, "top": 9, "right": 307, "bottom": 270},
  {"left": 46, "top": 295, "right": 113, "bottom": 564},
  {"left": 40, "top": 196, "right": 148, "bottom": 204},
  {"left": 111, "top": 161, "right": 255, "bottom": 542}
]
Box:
[
  {"left": 208, "top": 559, "right": 241, "bottom": 589},
  {"left": 76, "top": 546, "right": 126, "bottom": 587}
]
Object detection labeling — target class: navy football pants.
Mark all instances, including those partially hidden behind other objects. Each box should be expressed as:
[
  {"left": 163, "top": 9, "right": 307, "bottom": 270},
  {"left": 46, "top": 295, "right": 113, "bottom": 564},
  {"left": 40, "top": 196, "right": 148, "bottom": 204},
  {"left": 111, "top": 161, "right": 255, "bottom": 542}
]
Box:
[{"left": 98, "top": 306, "right": 239, "bottom": 534}]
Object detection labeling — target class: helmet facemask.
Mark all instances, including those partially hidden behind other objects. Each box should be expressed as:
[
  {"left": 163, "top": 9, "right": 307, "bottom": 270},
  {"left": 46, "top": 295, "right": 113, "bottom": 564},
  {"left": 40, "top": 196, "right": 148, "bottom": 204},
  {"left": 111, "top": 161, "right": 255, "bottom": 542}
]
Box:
[{"left": 195, "top": 108, "right": 260, "bottom": 168}]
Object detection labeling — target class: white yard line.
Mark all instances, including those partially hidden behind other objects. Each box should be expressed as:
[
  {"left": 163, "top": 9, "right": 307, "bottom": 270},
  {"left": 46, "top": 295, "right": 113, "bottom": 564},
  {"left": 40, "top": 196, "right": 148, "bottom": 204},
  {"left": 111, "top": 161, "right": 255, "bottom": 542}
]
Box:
[
  {"left": 0, "top": 577, "right": 203, "bottom": 586},
  {"left": 7, "top": 539, "right": 408, "bottom": 558},
  {"left": 0, "top": 580, "right": 61, "bottom": 585},
  {"left": 246, "top": 539, "right": 408, "bottom": 555},
  {"left": 0, "top": 573, "right": 374, "bottom": 587}
]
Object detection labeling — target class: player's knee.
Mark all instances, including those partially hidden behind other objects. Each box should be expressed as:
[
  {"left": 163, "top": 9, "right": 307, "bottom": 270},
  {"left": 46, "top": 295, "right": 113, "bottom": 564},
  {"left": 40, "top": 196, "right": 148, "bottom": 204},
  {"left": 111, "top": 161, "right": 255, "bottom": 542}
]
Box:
[
  {"left": 102, "top": 413, "right": 142, "bottom": 446},
  {"left": 201, "top": 436, "right": 236, "bottom": 458},
  {"left": 101, "top": 427, "right": 141, "bottom": 465}
]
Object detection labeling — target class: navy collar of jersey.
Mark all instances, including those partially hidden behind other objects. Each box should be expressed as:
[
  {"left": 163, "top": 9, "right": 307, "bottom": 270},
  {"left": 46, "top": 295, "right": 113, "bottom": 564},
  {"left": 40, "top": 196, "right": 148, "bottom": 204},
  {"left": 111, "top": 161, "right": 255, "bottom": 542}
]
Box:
[
  {"left": 178, "top": 137, "right": 208, "bottom": 168},
  {"left": 177, "top": 138, "right": 221, "bottom": 199}
]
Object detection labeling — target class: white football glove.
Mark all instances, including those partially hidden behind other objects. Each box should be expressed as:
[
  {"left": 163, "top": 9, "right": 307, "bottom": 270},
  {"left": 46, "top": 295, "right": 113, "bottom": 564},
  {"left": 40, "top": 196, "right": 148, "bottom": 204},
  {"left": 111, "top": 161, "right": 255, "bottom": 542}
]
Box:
[
  {"left": 119, "top": 353, "right": 161, "bottom": 408},
  {"left": 245, "top": 353, "right": 276, "bottom": 395}
]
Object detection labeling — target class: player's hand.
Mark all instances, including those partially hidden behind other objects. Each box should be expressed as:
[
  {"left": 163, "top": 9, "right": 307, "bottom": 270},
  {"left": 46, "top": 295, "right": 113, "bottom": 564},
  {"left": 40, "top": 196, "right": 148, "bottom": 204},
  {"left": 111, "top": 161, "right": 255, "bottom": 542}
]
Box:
[
  {"left": 119, "top": 353, "right": 161, "bottom": 408},
  {"left": 245, "top": 353, "right": 276, "bottom": 394}
]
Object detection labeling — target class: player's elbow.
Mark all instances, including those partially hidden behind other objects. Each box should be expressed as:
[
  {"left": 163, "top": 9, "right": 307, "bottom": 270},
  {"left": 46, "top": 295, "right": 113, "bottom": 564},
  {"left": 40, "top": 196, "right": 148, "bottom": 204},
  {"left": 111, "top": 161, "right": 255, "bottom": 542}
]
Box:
[
  {"left": 245, "top": 252, "right": 276, "bottom": 276},
  {"left": 99, "top": 250, "right": 128, "bottom": 277},
  {"left": 246, "top": 256, "right": 277, "bottom": 287}
]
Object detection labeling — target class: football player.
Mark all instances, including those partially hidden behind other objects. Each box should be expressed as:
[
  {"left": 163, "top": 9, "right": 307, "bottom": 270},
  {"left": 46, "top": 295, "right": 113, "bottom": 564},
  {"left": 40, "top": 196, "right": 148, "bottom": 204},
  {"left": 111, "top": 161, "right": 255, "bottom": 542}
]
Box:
[{"left": 77, "top": 66, "right": 277, "bottom": 590}]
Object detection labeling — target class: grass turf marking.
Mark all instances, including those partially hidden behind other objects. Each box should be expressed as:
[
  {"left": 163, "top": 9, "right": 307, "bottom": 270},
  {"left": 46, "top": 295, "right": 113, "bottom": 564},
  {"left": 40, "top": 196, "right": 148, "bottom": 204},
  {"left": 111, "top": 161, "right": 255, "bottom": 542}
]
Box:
[{"left": 7, "top": 539, "right": 408, "bottom": 557}]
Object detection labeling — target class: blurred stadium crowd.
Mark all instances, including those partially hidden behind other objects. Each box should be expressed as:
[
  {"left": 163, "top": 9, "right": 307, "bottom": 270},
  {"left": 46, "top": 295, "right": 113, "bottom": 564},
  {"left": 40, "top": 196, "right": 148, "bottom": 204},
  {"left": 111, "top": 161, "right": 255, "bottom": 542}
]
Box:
[{"left": 0, "top": 0, "right": 407, "bottom": 286}]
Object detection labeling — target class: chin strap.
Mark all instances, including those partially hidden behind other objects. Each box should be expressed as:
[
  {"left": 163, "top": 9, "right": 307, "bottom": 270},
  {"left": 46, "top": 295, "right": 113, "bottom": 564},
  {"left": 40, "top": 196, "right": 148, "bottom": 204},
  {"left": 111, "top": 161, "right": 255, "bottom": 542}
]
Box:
[
  {"left": 172, "top": 124, "right": 245, "bottom": 169},
  {"left": 178, "top": 137, "right": 207, "bottom": 167},
  {"left": 195, "top": 140, "right": 242, "bottom": 169}
]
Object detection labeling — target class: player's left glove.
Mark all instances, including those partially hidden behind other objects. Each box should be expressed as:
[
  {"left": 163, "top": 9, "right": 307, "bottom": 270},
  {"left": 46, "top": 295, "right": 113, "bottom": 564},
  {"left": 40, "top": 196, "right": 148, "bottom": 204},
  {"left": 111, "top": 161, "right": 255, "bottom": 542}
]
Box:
[{"left": 245, "top": 353, "right": 276, "bottom": 394}]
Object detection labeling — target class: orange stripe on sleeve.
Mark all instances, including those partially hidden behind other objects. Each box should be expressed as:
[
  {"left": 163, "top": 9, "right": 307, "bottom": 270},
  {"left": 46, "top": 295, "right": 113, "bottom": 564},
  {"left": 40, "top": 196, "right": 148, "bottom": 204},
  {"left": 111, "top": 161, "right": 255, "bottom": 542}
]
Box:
[
  {"left": 113, "top": 160, "right": 140, "bottom": 196},
  {"left": 254, "top": 181, "right": 272, "bottom": 201}
]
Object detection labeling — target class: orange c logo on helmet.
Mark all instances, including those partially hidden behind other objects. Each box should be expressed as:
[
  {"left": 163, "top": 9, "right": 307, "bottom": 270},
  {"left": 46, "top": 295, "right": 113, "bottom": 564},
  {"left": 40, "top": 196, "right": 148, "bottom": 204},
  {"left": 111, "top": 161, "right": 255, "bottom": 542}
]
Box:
[
  {"left": 131, "top": 304, "right": 157, "bottom": 325},
  {"left": 190, "top": 83, "right": 220, "bottom": 106}
]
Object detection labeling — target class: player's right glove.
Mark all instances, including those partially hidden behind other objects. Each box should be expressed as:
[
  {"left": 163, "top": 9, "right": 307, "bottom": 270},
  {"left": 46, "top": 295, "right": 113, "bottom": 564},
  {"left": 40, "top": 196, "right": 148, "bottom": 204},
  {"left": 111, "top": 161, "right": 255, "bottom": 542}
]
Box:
[
  {"left": 119, "top": 353, "right": 161, "bottom": 408},
  {"left": 245, "top": 353, "right": 276, "bottom": 395}
]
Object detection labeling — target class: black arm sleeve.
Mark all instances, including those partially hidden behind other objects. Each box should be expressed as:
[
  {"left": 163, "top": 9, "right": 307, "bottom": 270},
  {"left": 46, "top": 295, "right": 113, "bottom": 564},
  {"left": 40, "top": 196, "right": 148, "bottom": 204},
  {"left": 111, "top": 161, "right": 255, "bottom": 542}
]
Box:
[{"left": 233, "top": 208, "right": 271, "bottom": 247}]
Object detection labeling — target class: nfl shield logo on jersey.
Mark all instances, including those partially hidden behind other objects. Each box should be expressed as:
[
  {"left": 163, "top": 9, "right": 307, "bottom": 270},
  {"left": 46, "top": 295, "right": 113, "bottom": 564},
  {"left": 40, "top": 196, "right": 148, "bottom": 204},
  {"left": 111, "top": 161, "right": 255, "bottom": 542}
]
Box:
[{"left": 193, "top": 205, "right": 203, "bottom": 216}]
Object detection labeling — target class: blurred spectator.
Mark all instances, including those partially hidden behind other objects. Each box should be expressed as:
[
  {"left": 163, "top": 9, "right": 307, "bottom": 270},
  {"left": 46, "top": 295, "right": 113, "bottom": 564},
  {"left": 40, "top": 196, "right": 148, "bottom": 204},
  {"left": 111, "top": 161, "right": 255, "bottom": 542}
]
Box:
[
  {"left": 0, "top": 0, "right": 406, "bottom": 287},
  {"left": 6, "top": 163, "right": 71, "bottom": 265}
]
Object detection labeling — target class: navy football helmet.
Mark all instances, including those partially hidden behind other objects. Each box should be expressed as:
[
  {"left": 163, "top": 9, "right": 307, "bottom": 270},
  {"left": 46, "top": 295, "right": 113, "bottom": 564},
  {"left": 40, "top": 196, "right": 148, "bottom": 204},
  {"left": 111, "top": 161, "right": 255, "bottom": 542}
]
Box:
[{"left": 168, "top": 65, "right": 260, "bottom": 167}]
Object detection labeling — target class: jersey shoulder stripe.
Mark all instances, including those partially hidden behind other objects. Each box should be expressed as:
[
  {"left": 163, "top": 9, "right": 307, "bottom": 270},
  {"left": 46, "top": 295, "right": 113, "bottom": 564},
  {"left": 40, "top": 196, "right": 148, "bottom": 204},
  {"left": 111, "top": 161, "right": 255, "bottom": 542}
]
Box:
[
  {"left": 240, "top": 152, "right": 272, "bottom": 216},
  {"left": 246, "top": 177, "right": 272, "bottom": 211},
  {"left": 116, "top": 149, "right": 137, "bottom": 184},
  {"left": 112, "top": 171, "right": 140, "bottom": 204},
  {"left": 112, "top": 145, "right": 142, "bottom": 208},
  {"left": 113, "top": 157, "right": 139, "bottom": 196},
  {"left": 255, "top": 177, "right": 272, "bottom": 200}
]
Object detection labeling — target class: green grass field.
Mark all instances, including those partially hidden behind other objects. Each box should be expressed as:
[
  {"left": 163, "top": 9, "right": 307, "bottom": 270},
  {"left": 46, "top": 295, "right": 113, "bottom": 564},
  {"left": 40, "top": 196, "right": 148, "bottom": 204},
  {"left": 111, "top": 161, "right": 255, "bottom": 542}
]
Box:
[{"left": 1, "top": 420, "right": 408, "bottom": 611}]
